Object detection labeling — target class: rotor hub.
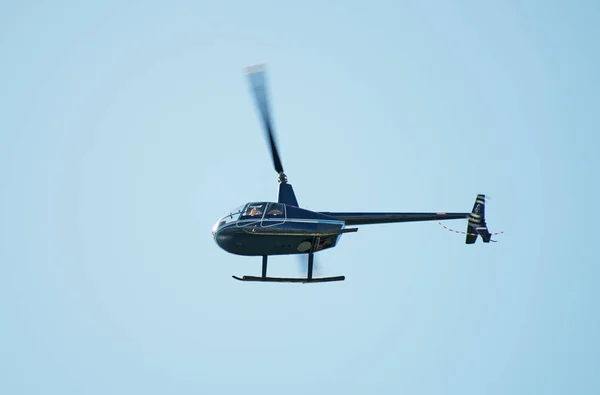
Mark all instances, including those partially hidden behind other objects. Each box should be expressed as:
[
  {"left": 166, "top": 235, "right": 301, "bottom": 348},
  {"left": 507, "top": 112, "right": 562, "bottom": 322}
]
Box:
[{"left": 278, "top": 172, "right": 288, "bottom": 184}]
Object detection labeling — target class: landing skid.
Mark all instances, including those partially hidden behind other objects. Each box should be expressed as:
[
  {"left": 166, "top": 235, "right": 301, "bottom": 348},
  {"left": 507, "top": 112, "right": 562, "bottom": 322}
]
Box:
[
  {"left": 232, "top": 275, "right": 345, "bottom": 283},
  {"left": 233, "top": 252, "right": 345, "bottom": 284}
]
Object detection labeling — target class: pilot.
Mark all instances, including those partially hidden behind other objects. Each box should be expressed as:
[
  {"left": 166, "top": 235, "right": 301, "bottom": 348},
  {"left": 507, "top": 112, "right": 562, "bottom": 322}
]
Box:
[{"left": 248, "top": 207, "right": 262, "bottom": 216}]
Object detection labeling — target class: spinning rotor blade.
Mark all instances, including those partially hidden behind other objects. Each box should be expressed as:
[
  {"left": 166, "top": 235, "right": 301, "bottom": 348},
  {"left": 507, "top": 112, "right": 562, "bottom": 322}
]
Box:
[{"left": 246, "top": 64, "right": 285, "bottom": 176}]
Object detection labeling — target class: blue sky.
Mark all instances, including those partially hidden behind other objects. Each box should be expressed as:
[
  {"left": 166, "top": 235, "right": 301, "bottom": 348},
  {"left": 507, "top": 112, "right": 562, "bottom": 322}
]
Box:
[{"left": 1, "top": 1, "right": 598, "bottom": 394}]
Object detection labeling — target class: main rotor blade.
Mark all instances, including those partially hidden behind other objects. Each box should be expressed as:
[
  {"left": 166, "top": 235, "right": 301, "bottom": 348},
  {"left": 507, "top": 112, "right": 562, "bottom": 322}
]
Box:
[{"left": 246, "top": 64, "right": 284, "bottom": 175}]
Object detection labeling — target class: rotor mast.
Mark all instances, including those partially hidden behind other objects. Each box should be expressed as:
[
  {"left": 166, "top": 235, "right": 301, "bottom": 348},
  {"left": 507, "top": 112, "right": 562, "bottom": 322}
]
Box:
[{"left": 278, "top": 171, "right": 287, "bottom": 184}]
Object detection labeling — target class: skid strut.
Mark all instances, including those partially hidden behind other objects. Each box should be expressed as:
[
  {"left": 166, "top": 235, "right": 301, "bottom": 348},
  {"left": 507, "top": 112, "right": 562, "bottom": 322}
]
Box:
[{"left": 232, "top": 252, "right": 345, "bottom": 283}]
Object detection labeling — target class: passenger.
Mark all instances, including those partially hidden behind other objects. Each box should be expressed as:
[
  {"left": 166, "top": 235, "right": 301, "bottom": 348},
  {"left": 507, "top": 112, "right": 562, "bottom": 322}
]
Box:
[{"left": 248, "top": 207, "right": 262, "bottom": 216}]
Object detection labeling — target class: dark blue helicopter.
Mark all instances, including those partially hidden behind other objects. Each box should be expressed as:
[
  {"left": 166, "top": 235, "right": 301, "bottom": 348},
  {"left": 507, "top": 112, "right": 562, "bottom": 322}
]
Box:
[{"left": 212, "top": 65, "right": 495, "bottom": 283}]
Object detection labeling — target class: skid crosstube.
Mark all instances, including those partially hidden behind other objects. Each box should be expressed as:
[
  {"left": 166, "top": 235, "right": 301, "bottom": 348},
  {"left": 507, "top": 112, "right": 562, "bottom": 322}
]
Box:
[{"left": 232, "top": 275, "right": 345, "bottom": 283}]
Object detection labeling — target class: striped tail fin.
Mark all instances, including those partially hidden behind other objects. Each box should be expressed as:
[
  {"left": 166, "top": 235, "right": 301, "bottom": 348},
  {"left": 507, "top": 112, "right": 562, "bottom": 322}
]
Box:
[{"left": 466, "top": 194, "right": 492, "bottom": 244}]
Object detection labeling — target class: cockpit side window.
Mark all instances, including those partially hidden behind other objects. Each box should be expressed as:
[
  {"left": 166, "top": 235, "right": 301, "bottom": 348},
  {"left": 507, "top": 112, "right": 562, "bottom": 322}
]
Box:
[
  {"left": 265, "top": 203, "right": 284, "bottom": 217},
  {"left": 241, "top": 203, "right": 266, "bottom": 218}
]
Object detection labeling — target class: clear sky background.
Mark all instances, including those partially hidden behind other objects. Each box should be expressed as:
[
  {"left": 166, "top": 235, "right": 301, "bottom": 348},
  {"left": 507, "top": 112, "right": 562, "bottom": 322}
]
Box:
[{"left": 1, "top": 1, "right": 598, "bottom": 394}]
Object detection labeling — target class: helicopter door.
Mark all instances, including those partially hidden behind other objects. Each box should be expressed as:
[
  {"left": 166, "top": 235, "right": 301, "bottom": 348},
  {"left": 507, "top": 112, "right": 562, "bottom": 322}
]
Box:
[
  {"left": 261, "top": 203, "right": 286, "bottom": 227},
  {"left": 236, "top": 203, "right": 267, "bottom": 228}
]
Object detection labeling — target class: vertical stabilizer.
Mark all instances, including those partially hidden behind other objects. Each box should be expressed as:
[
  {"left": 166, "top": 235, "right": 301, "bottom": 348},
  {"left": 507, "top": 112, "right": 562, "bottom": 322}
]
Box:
[{"left": 466, "top": 194, "right": 492, "bottom": 243}]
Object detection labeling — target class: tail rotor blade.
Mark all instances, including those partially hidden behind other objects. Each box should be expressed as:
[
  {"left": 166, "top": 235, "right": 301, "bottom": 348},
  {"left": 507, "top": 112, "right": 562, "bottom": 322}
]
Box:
[{"left": 246, "top": 64, "right": 285, "bottom": 176}]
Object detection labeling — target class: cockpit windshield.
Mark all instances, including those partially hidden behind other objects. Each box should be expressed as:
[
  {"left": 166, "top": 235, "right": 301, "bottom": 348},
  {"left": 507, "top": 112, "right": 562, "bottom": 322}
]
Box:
[
  {"left": 213, "top": 202, "right": 286, "bottom": 234},
  {"left": 218, "top": 205, "right": 244, "bottom": 226}
]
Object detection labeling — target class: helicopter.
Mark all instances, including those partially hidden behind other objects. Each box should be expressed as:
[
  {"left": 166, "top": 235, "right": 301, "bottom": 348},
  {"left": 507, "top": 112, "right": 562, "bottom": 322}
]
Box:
[{"left": 212, "top": 64, "right": 495, "bottom": 283}]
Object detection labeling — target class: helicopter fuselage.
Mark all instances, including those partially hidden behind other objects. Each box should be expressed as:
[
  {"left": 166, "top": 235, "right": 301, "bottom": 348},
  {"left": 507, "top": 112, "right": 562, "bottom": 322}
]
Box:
[{"left": 212, "top": 202, "right": 347, "bottom": 256}]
